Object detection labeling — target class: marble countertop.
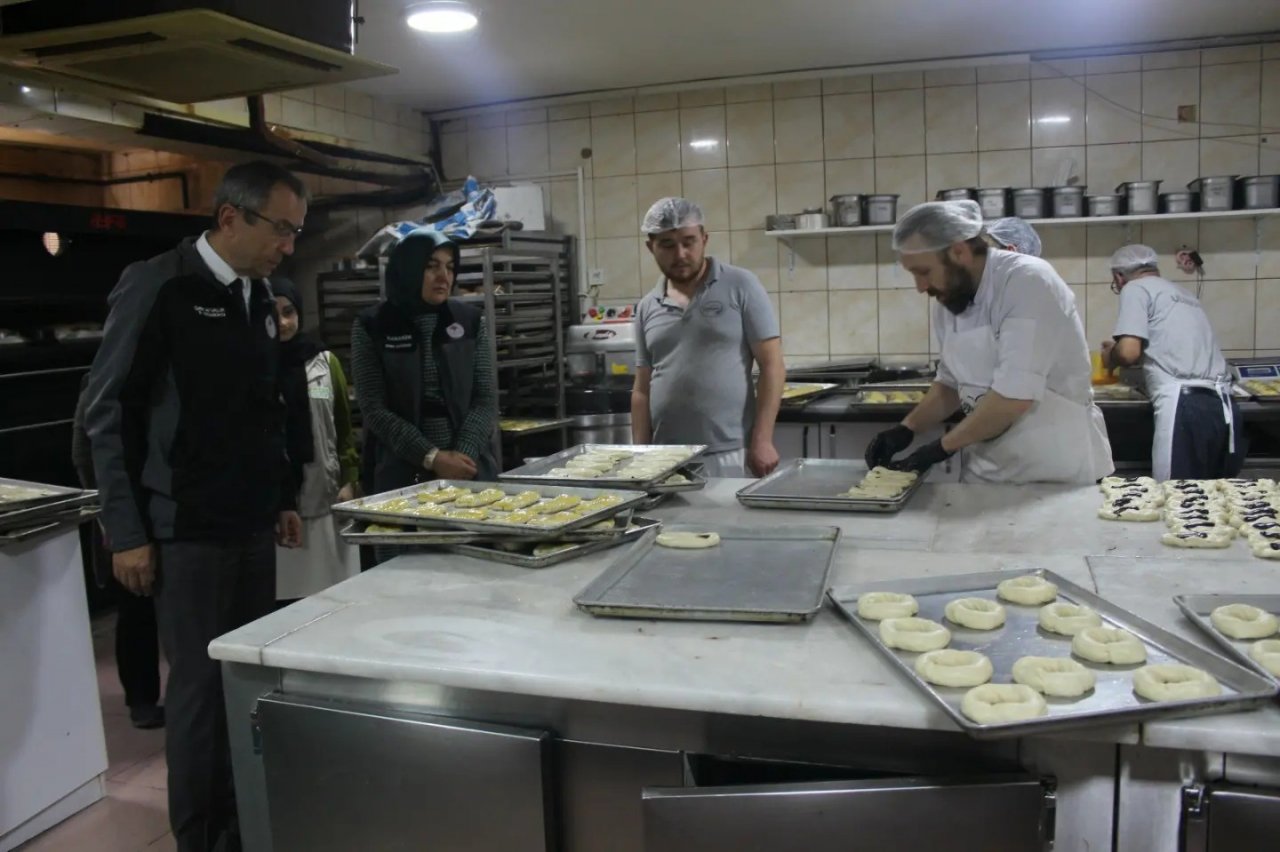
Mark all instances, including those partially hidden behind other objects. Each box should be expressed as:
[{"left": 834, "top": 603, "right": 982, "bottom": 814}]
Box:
[{"left": 210, "top": 478, "right": 1280, "bottom": 753}]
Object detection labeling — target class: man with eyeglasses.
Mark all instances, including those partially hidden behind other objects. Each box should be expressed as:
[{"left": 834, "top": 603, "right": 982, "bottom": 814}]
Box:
[{"left": 85, "top": 159, "right": 308, "bottom": 851}]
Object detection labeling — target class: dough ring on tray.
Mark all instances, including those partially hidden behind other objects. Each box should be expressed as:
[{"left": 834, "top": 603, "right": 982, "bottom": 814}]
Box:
[
  {"left": 914, "top": 650, "right": 993, "bottom": 688},
  {"left": 1132, "top": 664, "right": 1222, "bottom": 702},
  {"left": 1249, "top": 639, "right": 1280, "bottom": 677},
  {"left": 856, "top": 592, "right": 919, "bottom": 621},
  {"left": 879, "top": 617, "right": 951, "bottom": 652},
  {"left": 943, "top": 597, "right": 1007, "bottom": 630},
  {"left": 997, "top": 575, "right": 1059, "bottom": 606},
  {"left": 1038, "top": 602, "right": 1103, "bottom": 636},
  {"left": 1210, "top": 604, "right": 1279, "bottom": 639},
  {"left": 1011, "top": 656, "right": 1097, "bottom": 697},
  {"left": 656, "top": 531, "right": 721, "bottom": 549},
  {"left": 1072, "top": 626, "right": 1147, "bottom": 665},
  {"left": 960, "top": 684, "right": 1048, "bottom": 724}
]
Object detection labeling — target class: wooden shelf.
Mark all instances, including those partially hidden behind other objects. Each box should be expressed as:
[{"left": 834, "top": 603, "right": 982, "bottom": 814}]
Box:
[{"left": 767, "top": 207, "right": 1280, "bottom": 239}]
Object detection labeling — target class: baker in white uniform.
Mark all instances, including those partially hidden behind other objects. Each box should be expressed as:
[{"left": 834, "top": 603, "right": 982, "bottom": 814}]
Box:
[
  {"left": 1101, "top": 244, "right": 1245, "bottom": 481},
  {"left": 865, "top": 200, "right": 1114, "bottom": 483}
]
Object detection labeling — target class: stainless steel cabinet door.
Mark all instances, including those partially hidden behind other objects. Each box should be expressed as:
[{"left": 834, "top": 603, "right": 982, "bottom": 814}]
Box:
[
  {"left": 643, "top": 775, "right": 1048, "bottom": 852},
  {"left": 257, "top": 693, "right": 553, "bottom": 852},
  {"left": 773, "top": 423, "right": 811, "bottom": 461},
  {"left": 1182, "top": 783, "right": 1280, "bottom": 851}
]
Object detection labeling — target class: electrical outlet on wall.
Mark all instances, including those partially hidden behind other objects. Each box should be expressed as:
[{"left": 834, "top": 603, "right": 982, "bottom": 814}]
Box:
[{"left": 590, "top": 268, "right": 605, "bottom": 285}]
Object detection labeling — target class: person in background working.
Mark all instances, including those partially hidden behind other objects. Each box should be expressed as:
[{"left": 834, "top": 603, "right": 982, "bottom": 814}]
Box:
[
  {"left": 865, "top": 200, "right": 1113, "bottom": 483},
  {"left": 84, "top": 160, "right": 306, "bottom": 852},
  {"left": 71, "top": 373, "right": 164, "bottom": 730},
  {"left": 273, "top": 277, "right": 361, "bottom": 600},
  {"left": 1102, "top": 244, "right": 1245, "bottom": 481},
  {"left": 351, "top": 229, "right": 497, "bottom": 553},
  {"left": 984, "top": 217, "right": 1042, "bottom": 257},
  {"left": 632, "top": 197, "right": 785, "bottom": 478}
]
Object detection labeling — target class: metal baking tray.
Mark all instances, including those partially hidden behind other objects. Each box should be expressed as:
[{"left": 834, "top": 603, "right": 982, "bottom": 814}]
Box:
[
  {"left": 853, "top": 388, "right": 927, "bottom": 405},
  {"left": 1174, "top": 594, "right": 1280, "bottom": 683},
  {"left": 574, "top": 524, "right": 841, "bottom": 623},
  {"left": 0, "top": 521, "right": 62, "bottom": 547},
  {"left": 1091, "top": 384, "right": 1150, "bottom": 405},
  {"left": 500, "top": 444, "right": 708, "bottom": 491},
  {"left": 781, "top": 382, "right": 838, "bottom": 405},
  {"left": 644, "top": 463, "right": 708, "bottom": 495},
  {"left": 829, "top": 570, "right": 1278, "bottom": 740},
  {"left": 449, "top": 517, "right": 662, "bottom": 569},
  {"left": 498, "top": 417, "right": 573, "bottom": 435},
  {"left": 339, "top": 521, "right": 486, "bottom": 546},
  {"left": 0, "top": 476, "right": 84, "bottom": 513},
  {"left": 736, "top": 459, "right": 924, "bottom": 513},
  {"left": 332, "top": 480, "right": 647, "bottom": 539},
  {"left": 0, "top": 490, "right": 98, "bottom": 532}
]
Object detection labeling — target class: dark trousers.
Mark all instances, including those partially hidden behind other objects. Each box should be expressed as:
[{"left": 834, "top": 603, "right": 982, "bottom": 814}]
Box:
[
  {"left": 115, "top": 581, "right": 161, "bottom": 707},
  {"left": 156, "top": 531, "right": 276, "bottom": 852},
  {"left": 1170, "top": 390, "right": 1247, "bottom": 479}
]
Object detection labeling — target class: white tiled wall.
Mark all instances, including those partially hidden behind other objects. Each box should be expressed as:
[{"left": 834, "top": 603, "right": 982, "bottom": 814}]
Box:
[
  {"left": 433, "top": 44, "right": 1280, "bottom": 362},
  {"left": 239, "top": 86, "right": 430, "bottom": 159}
]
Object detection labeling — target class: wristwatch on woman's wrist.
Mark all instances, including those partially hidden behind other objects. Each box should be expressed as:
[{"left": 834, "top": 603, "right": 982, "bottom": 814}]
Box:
[{"left": 424, "top": 448, "right": 439, "bottom": 470}]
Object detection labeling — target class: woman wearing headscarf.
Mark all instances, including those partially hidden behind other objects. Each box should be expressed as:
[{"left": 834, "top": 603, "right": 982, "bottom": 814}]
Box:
[
  {"left": 351, "top": 229, "right": 497, "bottom": 509},
  {"left": 273, "top": 277, "right": 361, "bottom": 598}
]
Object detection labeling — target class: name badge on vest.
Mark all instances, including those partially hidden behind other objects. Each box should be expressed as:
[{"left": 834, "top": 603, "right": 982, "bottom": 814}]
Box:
[
  {"left": 384, "top": 333, "right": 415, "bottom": 351},
  {"left": 445, "top": 322, "right": 465, "bottom": 339}
]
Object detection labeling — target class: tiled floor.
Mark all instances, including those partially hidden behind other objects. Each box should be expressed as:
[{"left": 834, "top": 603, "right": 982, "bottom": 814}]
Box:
[{"left": 19, "top": 614, "right": 174, "bottom": 851}]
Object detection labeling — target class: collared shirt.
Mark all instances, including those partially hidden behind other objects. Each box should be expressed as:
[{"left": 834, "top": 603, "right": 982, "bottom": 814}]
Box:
[
  {"left": 634, "top": 256, "right": 780, "bottom": 452},
  {"left": 933, "top": 249, "right": 1093, "bottom": 405},
  {"left": 1112, "top": 274, "right": 1229, "bottom": 386},
  {"left": 196, "top": 231, "right": 251, "bottom": 312}
]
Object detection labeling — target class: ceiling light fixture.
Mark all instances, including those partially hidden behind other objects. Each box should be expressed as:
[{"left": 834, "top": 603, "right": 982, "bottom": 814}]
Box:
[
  {"left": 405, "top": 1, "right": 478, "bottom": 34},
  {"left": 688, "top": 139, "right": 719, "bottom": 150},
  {"left": 42, "top": 232, "right": 65, "bottom": 257},
  {"left": 1036, "top": 115, "right": 1072, "bottom": 124}
]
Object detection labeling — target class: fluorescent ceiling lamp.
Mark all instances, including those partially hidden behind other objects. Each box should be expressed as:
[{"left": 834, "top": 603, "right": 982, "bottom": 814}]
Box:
[
  {"left": 688, "top": 138, "right": 719, "bottom": 149},
  {"left": 406, "top": 2, "right": 478, "bottom": 33},
  {"left": 1036, "top": 115, "right": 1072, "bottom": 124}
]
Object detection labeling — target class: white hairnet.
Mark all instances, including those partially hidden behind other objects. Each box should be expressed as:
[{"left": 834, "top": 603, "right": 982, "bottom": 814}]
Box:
[
  {"left": 642, "top": 197, "right": 705, "bottom": 235},
  {"left": 892, "top": 200, "right": 984, "bottom": 254},
  {"left": 984, "top": 217, "right": 1042, "bottom": 257},
  {"left": 1109, "top": 244, "right": 1160, "bottom": 274}
]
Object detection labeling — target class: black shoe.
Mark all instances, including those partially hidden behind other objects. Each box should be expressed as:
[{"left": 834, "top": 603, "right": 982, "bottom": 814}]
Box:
[{"left": 129, "top": 704, "right": 165, "bottom": 729}]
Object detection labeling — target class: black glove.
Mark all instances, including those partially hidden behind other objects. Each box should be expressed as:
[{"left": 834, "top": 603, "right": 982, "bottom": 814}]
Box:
[
  {"left": 865, "top": 424, "right": 914, "bottom": 469},
  {"left": 888, "top": 438, "right": 954, "bottom": 474}
]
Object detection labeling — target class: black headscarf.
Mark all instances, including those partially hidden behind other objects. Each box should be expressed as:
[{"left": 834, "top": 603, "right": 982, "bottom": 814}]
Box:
[
  {"left": 273, "top": 277, "right": 317, "bottom": 487},
  {"left": 382, "top": 229, "right": 460, "bottom": 317}
]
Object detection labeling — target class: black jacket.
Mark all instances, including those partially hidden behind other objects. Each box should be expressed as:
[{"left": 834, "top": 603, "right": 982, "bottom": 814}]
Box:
[{"left": 84, "top": 237, "right": 294, "bottom": 550}]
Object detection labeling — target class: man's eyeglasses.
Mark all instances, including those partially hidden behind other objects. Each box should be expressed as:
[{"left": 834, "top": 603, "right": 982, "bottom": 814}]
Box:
[{"left": 236, "top": 205, "right": 303, "bottom": 239}]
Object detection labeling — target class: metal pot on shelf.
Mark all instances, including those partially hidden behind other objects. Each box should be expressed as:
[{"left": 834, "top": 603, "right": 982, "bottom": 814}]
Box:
[
  {"left": 829, "top": 194, "right": 864, "bottom": 227},
  {"left": 1011, "top": 188, "right": 1048, "bottom": 219},
  {"left": 1241, "top": 175, "right": 1280, "bottom": 209},
  {"left": 1087, "top": 194, "right": 1124, "bottom": 217},
  {"left": 1051, "top": 186, "right": 1086, "bottom": 217},
  {"left": 975, "top": 188, "right": 1011, "bottom": 219},
  {"left": 864, "top": 194, "right": 899, "bottom": 225},
  {"left": 936, "top": 188, "right": 976, "bottom": 202},
  {"left": 1117, "top": 180, "right": 1161, "bottom": 215},
  {"left": 765, "top": 213, "right": 798, "bottom": 231},
  {"left": 1159, "top": 192, "right": 1199, "bottom": 214},
  {"left": 796, "top": 209, "right": 829, "bottom": 230},
  {"left": 1188, "top": 176, "right": 1237, "bottom": 211}
]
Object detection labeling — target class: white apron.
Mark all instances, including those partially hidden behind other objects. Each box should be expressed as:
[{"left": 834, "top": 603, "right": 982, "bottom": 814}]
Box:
[
  {"left": 276, "top": 352, "right": 359, "bottom": 599},
  {"left": 1146, "top": 366, "right": 1235, "bottom": 482},
  {"left": 701, "top": 448, "right": 746, "bottom": 478},
  {"left": 943, "top": 325, "right": 1113, "bottom": 484}
]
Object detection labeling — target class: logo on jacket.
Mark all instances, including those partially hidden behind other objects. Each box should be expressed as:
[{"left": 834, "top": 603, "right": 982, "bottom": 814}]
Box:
[
  {"left": 384, "top": 333, "right": 414, "bottom": 351},
  {"left": 194, "top": 305, "right": 226, "bottom": 319},
  {"left": 265, "top": 315, "right": 277, "bottom": 339},
  {"left": 700, "top": 300, "right": 725, "bottom": 317},
  {"left": 446, "top": 322, "right": 465, "bottom": 339}
]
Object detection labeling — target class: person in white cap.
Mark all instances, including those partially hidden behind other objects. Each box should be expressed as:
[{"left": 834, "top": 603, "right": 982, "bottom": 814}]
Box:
[
  {"left": 1102, "top": 244, "right": 1244, "bottom": 481},
  {"left": 632, "top": 197, "right": 785, "bottom": 477},
  {"left": 984, "top": 217, "right": 1042, "bottom": 257},
  {"left": 865, "top": 200, "right": 1113, "bottom": 483}
]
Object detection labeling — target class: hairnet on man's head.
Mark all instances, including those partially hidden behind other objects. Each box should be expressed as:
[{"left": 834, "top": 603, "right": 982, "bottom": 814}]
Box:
[
  {"left": 642, "top": 197, "right": 704, "bottom": 235},
  {"left": 1109, "top": 244, "right": 1160, "bottom": 274},
  {"left": 892, "top": 200, "right": 985, "bottom": 254},
  {"left": 984, "top": 217, "right": 1043, "bottom": 257}
]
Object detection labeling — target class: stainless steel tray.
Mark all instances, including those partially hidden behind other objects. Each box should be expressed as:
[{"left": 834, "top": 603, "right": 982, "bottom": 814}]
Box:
[
  {"left": 736, "top": 459, "right": 924, "bottom": 513},
  {"left": 0, "top": 477, "right": 85, "bottom": 513},
  {"left": 644, "top": 463, "right": 708, "bottom": 495},
  {"left": 339, "top": 522, "right": 485, "bottom": 546},
  {"left": 449, "top": 518, "right": 662, "bottom": 569},
  {"left": 0, "top": 490, "right": 98, "bottom": 532},
  {"left": 0, "top": 521, "right": 62, "bottom": 547},
  {"left": 574, "top": 524, "right": 841, "bottom": 623},
  {"left": 1174, "top": 594, "right": 1280, "bottom": 684},
  {"left": 829, "top": 570, "right": 1278, "bottom": 740},
  {"left": 500, "top": 444, "right": 708, "bottom": 491},
  {"left": 332, "top": 480, "right": 647, "bottom": 539},
  {"left": 781, "top": 382, "right": 838, "bottom": 404},
  {"left": 853, "top": 389, "right": 927, "bottom": 405}
]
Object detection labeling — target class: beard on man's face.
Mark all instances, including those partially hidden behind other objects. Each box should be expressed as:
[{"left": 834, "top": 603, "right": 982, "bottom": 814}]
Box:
[{"left": 928, "top": 254, "right": 979, "bottom": 315}]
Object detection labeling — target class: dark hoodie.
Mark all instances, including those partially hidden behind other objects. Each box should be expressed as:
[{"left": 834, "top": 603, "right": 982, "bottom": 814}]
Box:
[{"left": 351, "top": 229, "right": 497, "bottom": 494}]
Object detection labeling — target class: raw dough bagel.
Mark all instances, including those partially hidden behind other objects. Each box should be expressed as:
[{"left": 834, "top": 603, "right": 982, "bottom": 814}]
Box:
[
  {"left": 1038, "top": 602, "right": 1103, "bottom": 636},
  {"left": 879, "top": 617, "right": 951, "bottom": 652},
  {"left": 656, "top": 531, "right": 721, "bottom": 549},
  {"left": 1161, "top": 529, "right": 1234, "bottom": 549},
  {"left": 1072, "top": 626, "right": 1147, "bottom": 665},
  {"left": 1249, "top": 639, "right": 1280, "bottom": 677},
  {"left": 1097, "top": 503, "right": 1162, "bottom": 522},
  {"left": 960, "top": 684, "right": 1048, "bottom": 724},
  {"left": 943, "top": 597, "right": 1007, "bottom": 630},
  {"left": 856, "top": 592, "right": 919, "bottom": 621},
  {"left": 914, "top": 649, "right": 993, "bottom": 688},
  {"left": 1210, "top": 604, "right": 1279, "bottom": 639},
  {"left": 1132, "top": 664, "right": 1222, "bottom": 702},
  {"left": 997, "top": 575, "right": 1059, "bottom": 606},
  {"left": 1012, "top": 656, "right": 1097, "bottom": 697}
]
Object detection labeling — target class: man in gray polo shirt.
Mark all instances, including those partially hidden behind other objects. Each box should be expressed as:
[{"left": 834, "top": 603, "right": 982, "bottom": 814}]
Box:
[{"left": 632, "top": 197, "right": 785, "bottom": 477}]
